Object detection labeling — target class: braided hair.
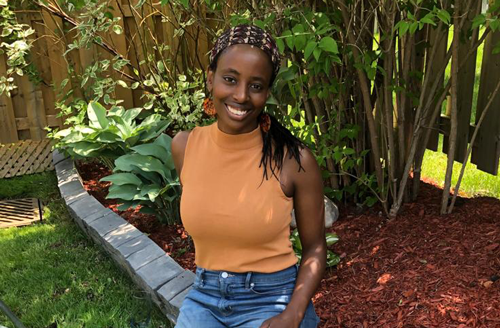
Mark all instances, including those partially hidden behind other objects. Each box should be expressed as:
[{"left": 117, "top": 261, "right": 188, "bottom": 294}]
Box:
[{"left": 209, "top": 25, "right": 305, "bottom": 180}]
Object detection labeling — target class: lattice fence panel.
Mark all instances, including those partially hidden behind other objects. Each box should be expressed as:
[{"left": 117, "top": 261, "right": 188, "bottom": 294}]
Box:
[
  {"left": 0, "top": 198, "right": 41, "bottom": 228},
  {"left": 0, "top": 139, "right": 54, "bottom": 178}
]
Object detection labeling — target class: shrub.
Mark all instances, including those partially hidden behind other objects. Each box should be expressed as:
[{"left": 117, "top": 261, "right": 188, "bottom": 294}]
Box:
[
  {"left": 50, "top": 101, "right": 170, "bottom": 169},
  {"left": 101, "top": 134, "right": 181, "bottom": 225}
]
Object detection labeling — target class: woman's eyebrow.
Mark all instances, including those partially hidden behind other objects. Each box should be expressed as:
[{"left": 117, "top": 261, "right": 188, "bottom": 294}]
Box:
[{"left": 222, "top": 68, "right": 267, "bottom": 82}]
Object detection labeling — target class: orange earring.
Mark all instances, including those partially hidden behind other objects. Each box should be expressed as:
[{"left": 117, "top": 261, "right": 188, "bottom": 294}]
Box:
[
  {"left": 203, "top": 97, "right": 216, "bottom": 117},
  {"left": 259, "top": 113, "right": 271, "bottom": 133}
]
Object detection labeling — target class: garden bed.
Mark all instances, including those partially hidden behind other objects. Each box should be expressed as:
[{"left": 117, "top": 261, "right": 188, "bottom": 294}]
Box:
[{"left": 77, "top": 160, "right": 500, "bottom": 328}]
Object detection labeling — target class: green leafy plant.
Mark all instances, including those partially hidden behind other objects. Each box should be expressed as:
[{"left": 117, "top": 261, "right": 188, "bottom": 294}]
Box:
[
  {"left": 290, "top": 229, "right": 340, "bottom": 268},
  {"left": 0, "top": 0, "right": 36, "bottom": 96},
  {"left": 141, "top": 73, "right": 209, "bottom": 131},
  {"left": 49, "top": 101, "right": 170, "bottom": 168},
  {"left": 101, "top": 133, "right": 181, "bottom": 225}
]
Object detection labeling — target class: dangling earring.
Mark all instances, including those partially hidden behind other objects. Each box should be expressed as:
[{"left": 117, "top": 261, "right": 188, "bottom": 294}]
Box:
[
  {"left": 259, "top": 113, "right": 271, "bottom": 133},
  {"left": 203, "top": 97, "right": 216, "bottom": 117}
]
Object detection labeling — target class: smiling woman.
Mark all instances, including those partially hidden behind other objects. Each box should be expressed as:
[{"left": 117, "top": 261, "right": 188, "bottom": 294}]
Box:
[{"left": 171, "top": 25, "right": 326, "bottom": 328}]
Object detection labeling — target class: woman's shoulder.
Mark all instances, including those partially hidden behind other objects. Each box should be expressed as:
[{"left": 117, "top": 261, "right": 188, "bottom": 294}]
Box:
[
  {"left": 171, "top": 130, "right": 191, "bottom": 154},
  {"left": 283, "top": 143, "right": 318, "bottom": 174}
]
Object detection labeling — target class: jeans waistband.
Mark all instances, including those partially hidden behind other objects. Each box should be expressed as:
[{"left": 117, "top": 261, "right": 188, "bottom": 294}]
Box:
[{"left": 195, "top": 265, "right": 298, "bottom": 288}]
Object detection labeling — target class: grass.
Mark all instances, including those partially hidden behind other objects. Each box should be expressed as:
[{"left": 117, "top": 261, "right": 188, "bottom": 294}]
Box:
[
  {"left": 421, "top": 135, "right": 500, "bottom": 199},
  {"left": 0, "top": 172, "right": 172, "bottom": 328}
]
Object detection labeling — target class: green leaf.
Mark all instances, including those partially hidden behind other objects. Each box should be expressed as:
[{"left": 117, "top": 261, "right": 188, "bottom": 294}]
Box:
[
  {"left": 139, "top": 185, "right": 161, "bottom": 202},
  {"left": 154, "top": 133, "right": 173, "bottom": 152},
  {"left": 437, "top": 9, "right": 451, "bottom": 25},
  {"left": 70, "top": 142, "right": 101, "bottom": 157},
  {"left": 114, "top": 154, "right": 171, "bottom": 180},
  {"left": 319, "top": 37, "right": 338, "bottom": 54},
  {"left": 179, "top": 0, "right": 189, "bottom": 8},
  {"left": 420, "top": 14, "right": 436, "bottom": 26},
  {"left": 112, "top": 24, "right": 123, "bottom": 35},
  {"left": 472, "top": 14, "right": 487, "bottom": 30},
  {"left": 131, "top": 144, "right": 169, "bottom": 161},
  {"left": 254, "top": 19, "right": 265, "bottom": 30},
  {"left": 398, "top": 21, "right": 409, "bottom": 36},
  {"left": 491, "top": 19, "right": 500, "bottom": 32},
  {"left": 409, "top": 21, "right": 419, "bottom": 34},
  {"left": 282, "top": 30, "right": 294, "bottom": 51},
  {"left": 106, "top": 184, "right": 139, "bottom": 201},
  {"left": 304, "top": 40, "right": 317, "bottom": 61},
  {"left": 100, "top": 173, "right": 143, "bottom": 185},
  {"left": 292, "top": 24, "right": 306, "bottom": 51},
  {"left": 326, "top": 233, "right": 339, "bottom": 246},
  {"left": 87, "top": 101, "right": 109, "bottom": 129},
  {"left": 313, "top": 47, "right": 322, "bottom": 61},
  {"left": 122, "top": 108, "right": 142, "bottom": 124},
  {"left": 276, "top": 38, "right": 285, "bottom": 54},
  {"left": 326, "top": 251, "right": 341, "bottom": 267}
]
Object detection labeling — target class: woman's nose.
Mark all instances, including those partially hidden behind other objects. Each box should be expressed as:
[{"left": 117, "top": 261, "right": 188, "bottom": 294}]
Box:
[{"left": 232, "top": 84, "right": 249, "bottom": 103}]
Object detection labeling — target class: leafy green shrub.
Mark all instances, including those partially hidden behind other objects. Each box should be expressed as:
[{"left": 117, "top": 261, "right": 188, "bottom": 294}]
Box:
[
  {"left": 50, "top": 101, "right": 170, "bottom": 168},
  {"left": 290, "top": 229, "right": 340, "bottom": 268},
  {"left": 142, "top": 73, "right": 209, "bottom": 132},
  {"left": 101, "top": 134, "right": 181, "bottom": 225}
]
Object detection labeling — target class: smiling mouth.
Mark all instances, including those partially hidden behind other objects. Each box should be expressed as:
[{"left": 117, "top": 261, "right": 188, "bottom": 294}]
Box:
[{"left": 226, "top": 104, "right": 250, "bottom": 118}]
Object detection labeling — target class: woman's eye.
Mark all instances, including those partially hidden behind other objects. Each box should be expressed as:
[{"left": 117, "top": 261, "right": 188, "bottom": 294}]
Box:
[
  {"left": 251, "top": 84, "right": 263, "bottom": 91},
  {"left": 223, "top": 76, "right": 236, "bottom": 83}
]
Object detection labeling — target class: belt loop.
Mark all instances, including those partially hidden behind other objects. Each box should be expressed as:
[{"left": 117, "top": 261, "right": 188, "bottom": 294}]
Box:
[
  {"left": 197, "top": 268, "right": 206, "bottom": 286},
  {"left": 244, "top": 272, "right": 252, "bottom": 289}
]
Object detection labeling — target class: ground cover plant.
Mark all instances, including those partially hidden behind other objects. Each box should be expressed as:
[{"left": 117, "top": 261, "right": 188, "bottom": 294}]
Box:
[{"left": 0, "top": 172, "right": 171, "bottom": 328}]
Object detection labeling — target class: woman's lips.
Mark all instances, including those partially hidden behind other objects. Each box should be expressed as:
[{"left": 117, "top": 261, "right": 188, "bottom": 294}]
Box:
[{"left": 225, "top": 104, "right": 250, "bottom": 119}]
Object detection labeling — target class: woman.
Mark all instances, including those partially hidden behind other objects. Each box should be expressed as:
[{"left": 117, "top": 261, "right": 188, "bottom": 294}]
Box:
[{"left": 171, "top": 25, "right": 326, "bottom": 328}]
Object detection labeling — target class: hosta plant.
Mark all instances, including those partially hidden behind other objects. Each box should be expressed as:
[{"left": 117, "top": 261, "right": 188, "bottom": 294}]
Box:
[
  {"left": 50, "top": 101, "right": 170, "bottom": 168},
  {"left": 290, "top": 229, "right": 340, "bottom": 268},
  {"left": 101, "top": 133, "right": 181, "bottom": 225}
]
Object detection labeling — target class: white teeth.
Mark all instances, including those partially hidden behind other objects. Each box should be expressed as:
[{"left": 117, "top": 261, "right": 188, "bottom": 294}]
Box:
[{"left": 227, "top": 105, "right": 247, "bottom": 116}]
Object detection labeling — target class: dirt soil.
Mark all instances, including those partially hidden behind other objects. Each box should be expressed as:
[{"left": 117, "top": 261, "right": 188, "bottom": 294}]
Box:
[{"left": 77, "top": 160, "right": 500, "bottom": 328}]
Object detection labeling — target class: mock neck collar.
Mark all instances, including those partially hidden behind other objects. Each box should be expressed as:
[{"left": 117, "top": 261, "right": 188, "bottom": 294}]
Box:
[{"left": 210, "top": 122, "right": 262, "bottom": 150}]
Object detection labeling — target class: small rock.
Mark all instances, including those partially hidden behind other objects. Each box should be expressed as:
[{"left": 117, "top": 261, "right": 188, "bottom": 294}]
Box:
[{"left": 291, "top": 196, "right": 339, "bottom": 228}]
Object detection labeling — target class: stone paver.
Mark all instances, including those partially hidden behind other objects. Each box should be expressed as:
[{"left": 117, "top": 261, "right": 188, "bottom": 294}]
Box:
[
  {"left": 136, "top": 255, "right": 184, "bottom": 291},
  {"left": 158, "top": 270, "right": 195, "bottom": 302},
  {"left": 116, "top": 234, "right": 151, "bottom": 258},
  {"left": 68, "top": 195, "right": 105, "bottom": 220},
  {"left": 126, "top": 242, "right": 165, "bottom": 272},
  {"left": 104, "top": 223, "right": 143, "bottom": 250}
]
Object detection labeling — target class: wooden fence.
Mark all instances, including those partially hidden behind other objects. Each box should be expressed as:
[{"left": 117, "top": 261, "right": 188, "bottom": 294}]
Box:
[
  {"left": 0, "top": 0, "right": 211, "bottom": 144},
  {"left": 0, "top": 1, "right": 500, "bottom": 175}
]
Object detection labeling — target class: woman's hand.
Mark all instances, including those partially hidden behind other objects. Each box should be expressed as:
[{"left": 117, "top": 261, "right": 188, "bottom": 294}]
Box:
[{"left": 259, "top": 309, "right": 302, "bottom": 328}]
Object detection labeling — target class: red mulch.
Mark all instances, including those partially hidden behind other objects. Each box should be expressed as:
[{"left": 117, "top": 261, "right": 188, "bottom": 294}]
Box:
[{"left": 77, "top": 160, "right": 500, "bottom": 328}]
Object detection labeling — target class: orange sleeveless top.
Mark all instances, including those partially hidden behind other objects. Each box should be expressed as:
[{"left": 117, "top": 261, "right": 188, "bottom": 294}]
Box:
[{"left": 180, "top": 122, "right": 297, "bottom": 273}]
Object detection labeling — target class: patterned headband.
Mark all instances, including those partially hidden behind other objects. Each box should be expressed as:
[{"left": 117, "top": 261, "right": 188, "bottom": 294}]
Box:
[{"left": 209, "top": 24, "right": 281, "bottom": 77}]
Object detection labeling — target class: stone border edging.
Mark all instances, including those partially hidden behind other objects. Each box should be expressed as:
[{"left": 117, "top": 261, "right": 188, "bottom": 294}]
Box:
[{"left": 52, "top": 150, "right": 193, "bottom": 325}]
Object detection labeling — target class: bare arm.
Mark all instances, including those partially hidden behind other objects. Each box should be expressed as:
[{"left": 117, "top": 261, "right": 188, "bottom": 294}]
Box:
[
  {"left": 171, "top": 130, "right": 191, "bottom": 184},
  {"left": 261, "top": 147, "right": 327, "bottom": 328}
]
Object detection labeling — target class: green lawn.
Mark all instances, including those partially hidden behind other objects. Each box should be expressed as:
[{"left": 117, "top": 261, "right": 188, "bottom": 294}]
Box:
[
  {"left": 421, "top": 136, "right": 500, "bottom": 198},
  {"left": 0, "top": 172, "right": 172, "bottom": 328}
]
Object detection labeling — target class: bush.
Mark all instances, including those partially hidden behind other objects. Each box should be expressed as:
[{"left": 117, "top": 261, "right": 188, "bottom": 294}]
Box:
[
  {"left": 50, "top": 101, "right": 170, "bottom": 168},
  {"left": 101, "top": 134, "right": 181, "bottom": 225}
]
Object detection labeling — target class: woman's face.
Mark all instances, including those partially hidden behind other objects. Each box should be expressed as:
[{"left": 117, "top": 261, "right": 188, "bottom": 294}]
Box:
[{"left": 207, "top": 44, "right": 273, "bottom": 135}]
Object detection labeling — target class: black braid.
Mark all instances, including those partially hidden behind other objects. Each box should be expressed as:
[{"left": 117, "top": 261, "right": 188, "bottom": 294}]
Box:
[{"left": 259, "top": 113, "right": 305, "bottom": 181}]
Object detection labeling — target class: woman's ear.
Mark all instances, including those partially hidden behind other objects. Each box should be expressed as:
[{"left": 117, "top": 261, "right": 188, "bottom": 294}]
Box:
[{"left": 207, "top": 69, "right": 214, "bottom": 93}]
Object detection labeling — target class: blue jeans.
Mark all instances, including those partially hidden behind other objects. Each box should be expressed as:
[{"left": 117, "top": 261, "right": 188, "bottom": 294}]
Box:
[{"left": 175, "top": 265, "right": 320, "bottom": 328}]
